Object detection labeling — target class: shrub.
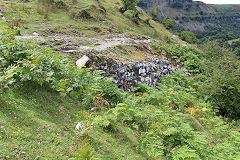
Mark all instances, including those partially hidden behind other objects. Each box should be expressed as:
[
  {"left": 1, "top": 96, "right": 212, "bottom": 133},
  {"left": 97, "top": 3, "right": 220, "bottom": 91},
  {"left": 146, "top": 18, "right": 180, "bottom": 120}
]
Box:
[
  {"left": 162, "top": 19, "right": 176, "bottom": 29},
  {"left": 104, "top": 71, "right": 240, "bottom": 160},
  {"left": 200, "top": 41, "right": 240, "bottom": 119},
  {"left": 159, "top": 44, "right": 202, "bottom": 73},
  {"left": 171, "top": 2, "right": 183, "bottom": 8},
  {"left": 120, "top": 0, "right": 139, "bottom": 13},
  {"left": 6, "top": 17, "right": 22, "bottom": 30},
  {"left": 123, "top": 10, "right": 140, "bottom": 24},
  {"left": 70, "top": 138, "right": 101, "bottom": 160},
  {"left": 54, "top": 0, "right": 68, "bottom": 10},
  {"left": 181, "top": 31, "right": 198, "bottom": 44}
]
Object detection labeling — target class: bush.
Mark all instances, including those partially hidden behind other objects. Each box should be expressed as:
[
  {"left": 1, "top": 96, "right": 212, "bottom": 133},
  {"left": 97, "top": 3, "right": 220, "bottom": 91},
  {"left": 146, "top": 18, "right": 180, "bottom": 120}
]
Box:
[
  {"left": 6, "top": 17, "right": 22, "bottom": 30},
  {"left": 120, "top": 0, "right": 139, "bottom": 13},
  {"left": 162, "top": 19, "right": 176, "bottom": 29},
  {"left": 54, "top": 0, "right": 68, "bottom": 10},
  {"left": 159, "top": 44, "right": 202, "bottom": 73},
  {"left": 200, "top": 41, "right": 240, "bottom": 119},
  {"left": 105, "top": 71, "right": 240, "bottom": 160},
  {"left": 181, "top": 31, "right": 198, "bottom": 43},
  {"left": 123, "top": 10, "right": 140, "bottom": 24},
  {"left": 70, "top": 138, "right": 101, "bottom": 160}
]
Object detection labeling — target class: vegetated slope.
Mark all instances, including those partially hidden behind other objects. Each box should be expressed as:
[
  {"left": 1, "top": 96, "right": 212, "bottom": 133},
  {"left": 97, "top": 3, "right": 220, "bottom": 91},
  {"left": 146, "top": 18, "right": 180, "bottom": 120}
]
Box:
[
  {"left": 1, "top": 1, "right": 240, "bottom": 160},
  {"left": 138, "top": 0, "right": 240, "bottom": 55},
  {"left": 1, "top": 0, "right": 174, "bottom": 40},
  {"left": 139, "top": 0, "right": 215, "bottom": 18}
]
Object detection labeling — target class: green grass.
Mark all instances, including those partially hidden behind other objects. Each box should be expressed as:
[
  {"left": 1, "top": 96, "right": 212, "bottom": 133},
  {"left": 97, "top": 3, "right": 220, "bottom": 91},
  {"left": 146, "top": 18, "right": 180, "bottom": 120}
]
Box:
[
  {"left": 1, "top": 0, "right": 173, "bottom": 40},
  {"left": 0, "top": 85, "right": 145, "bottom": 159},
  {"left": 4, "top": 1, "right": 239, "bottom": 159},
  {"left": 0, "top": 86, "right": 79, "bottom": 159}
]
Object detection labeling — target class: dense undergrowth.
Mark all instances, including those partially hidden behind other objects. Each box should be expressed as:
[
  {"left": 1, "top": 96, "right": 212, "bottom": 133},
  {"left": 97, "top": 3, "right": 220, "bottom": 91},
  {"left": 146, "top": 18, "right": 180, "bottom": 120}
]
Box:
[{"left": 1, "top": 20, "right": 240, "bottom": 159}]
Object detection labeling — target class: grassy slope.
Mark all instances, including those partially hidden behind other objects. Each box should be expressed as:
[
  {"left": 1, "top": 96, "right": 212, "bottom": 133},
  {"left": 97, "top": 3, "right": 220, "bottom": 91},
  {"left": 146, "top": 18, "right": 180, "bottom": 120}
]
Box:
[
  {"left": 0, "top": 87, "right": 79, "bottom": 159},
  {"left": 0, "top": 85, "right": 144, "bottom": 159},
  {"left": 1, "top": 10, "right": 240, "bottom": 160},
  {"left": 2, "top": 0, "right": 173, "bottom": 40},
  {"left": 0, "top": 0, "right": 173, "bottom": 159},
  {"left": 0, "top": 24, "right": 144, "bottom": 160},
  {"left": 2, "top": 1, "right": 239, "bottom": 160}
]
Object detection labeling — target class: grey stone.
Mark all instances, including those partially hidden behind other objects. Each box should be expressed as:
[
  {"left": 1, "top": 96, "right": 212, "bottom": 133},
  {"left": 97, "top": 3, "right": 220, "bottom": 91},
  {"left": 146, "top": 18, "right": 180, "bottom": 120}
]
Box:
[
  {"left": 146, "top": 46, "right": 152, "bottom": 52},
  {"left": 84, "top": 51, "right": 189, "bottom": 91},
  {"left": 139, "top": 68, "right": 146, "bottom": 75}
]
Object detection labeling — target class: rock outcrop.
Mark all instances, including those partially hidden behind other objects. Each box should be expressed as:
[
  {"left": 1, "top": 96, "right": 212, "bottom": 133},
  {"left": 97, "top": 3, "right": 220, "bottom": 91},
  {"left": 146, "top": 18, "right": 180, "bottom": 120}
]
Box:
[{"left": 80, "top": 49, "right": 187, "bottom": 91}]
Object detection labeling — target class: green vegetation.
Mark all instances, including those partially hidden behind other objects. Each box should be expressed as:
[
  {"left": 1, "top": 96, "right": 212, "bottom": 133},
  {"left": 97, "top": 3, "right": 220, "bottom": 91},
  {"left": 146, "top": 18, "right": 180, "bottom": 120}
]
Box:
[
  {"left": 199, "top": 42, "right": 240, "bottom": 119},
  {"left": 181, "top": 31, "right": 197, "bottom": 44},
  {"left": 1, "top": 21, "right": 240, "bottom": 159},
  {"left": 163, "top": 19, "right": 176, "bottom": 29},
  {"left": 159, "top": 44, "right": 201, "bottom": 73},
  {"left": 120, "top": 0, "right": 139, "bottom": 13},
  {"left": 1, "top": 0, "right": 172, "bottom": 40},
  {"left": 1, "top": 0, "right": 240, "bottom": 159},
  {"left": 138, "top": 1, "right": 240, "bottom": 56}
]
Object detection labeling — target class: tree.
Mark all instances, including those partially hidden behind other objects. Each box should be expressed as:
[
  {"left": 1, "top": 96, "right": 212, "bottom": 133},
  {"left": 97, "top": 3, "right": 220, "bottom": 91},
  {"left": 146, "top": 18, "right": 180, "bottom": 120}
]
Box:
[
  {"left": 200, "top": 41, "right": 240, "bottom": 119},
  {"left": 120, "top": 0, "right": 139, "bottom": 13},
  {"left": 162, "top": 19, "right": 176, "bottom": 29},
  {"left": 181, "top": 31, "right": 197, "bottom": 43}
]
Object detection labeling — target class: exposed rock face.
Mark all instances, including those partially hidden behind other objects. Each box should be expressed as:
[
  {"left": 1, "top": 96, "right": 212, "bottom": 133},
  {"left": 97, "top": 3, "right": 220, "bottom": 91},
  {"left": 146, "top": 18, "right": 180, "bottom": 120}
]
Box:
[
  {"left": 175, "top": 21, "right": 206, "bottom": 31},
  {"left": 82, "top": 52, "right": 186, "bottom": 91}
]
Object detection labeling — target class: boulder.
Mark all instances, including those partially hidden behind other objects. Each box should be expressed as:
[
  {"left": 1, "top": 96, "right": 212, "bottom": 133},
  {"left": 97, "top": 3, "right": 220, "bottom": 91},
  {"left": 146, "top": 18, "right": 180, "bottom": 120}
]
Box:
[{"left": 76, "top": 55, "right": 90, "bottom": 67}]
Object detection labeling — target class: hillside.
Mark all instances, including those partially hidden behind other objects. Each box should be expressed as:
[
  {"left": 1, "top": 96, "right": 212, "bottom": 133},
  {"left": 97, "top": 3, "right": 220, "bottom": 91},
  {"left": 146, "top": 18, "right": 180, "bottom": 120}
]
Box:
[
  {"left": 1, "top": 0, "right": 240, "bottom": 160},
  {"left": 0, "top": 0, "right": 174, "bottom": 38},
  {"left": 138, "top": 0, "right": 240, "bottom": 55},
  {"left": 139, "top": 0, "right": 215, "bottom": 18},
  {"left": 138, "top": 0, "right": 239, "bottom": 31}
]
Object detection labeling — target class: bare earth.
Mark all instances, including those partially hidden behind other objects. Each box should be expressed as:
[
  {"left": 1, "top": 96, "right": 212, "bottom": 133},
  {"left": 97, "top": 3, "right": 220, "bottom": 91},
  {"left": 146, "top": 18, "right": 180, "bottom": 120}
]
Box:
[{"left": 15, "top": 33, "right": 158, "bottom": 52}]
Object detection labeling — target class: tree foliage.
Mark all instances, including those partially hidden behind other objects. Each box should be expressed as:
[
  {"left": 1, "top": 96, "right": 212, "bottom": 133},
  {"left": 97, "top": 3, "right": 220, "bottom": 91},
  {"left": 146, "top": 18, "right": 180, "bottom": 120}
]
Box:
[
  {"left": 181, "top": 31, "right": 198, "bottom": 43},
  {"left": 120, "top": 0, "right": 139, "bottom": 13},
  {"left": 163, "top": 19, "right": 176, "bottom": 29},
  {"left": 199, "top": 41, "right": 240, "bottom": 119}
]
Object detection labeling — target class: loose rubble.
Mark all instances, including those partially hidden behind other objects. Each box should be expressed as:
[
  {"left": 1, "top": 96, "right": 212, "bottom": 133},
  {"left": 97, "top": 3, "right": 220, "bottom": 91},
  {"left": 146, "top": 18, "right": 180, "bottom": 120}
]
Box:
[{"left": 81, "top": 51, "right": 188, "bottom": 91}]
